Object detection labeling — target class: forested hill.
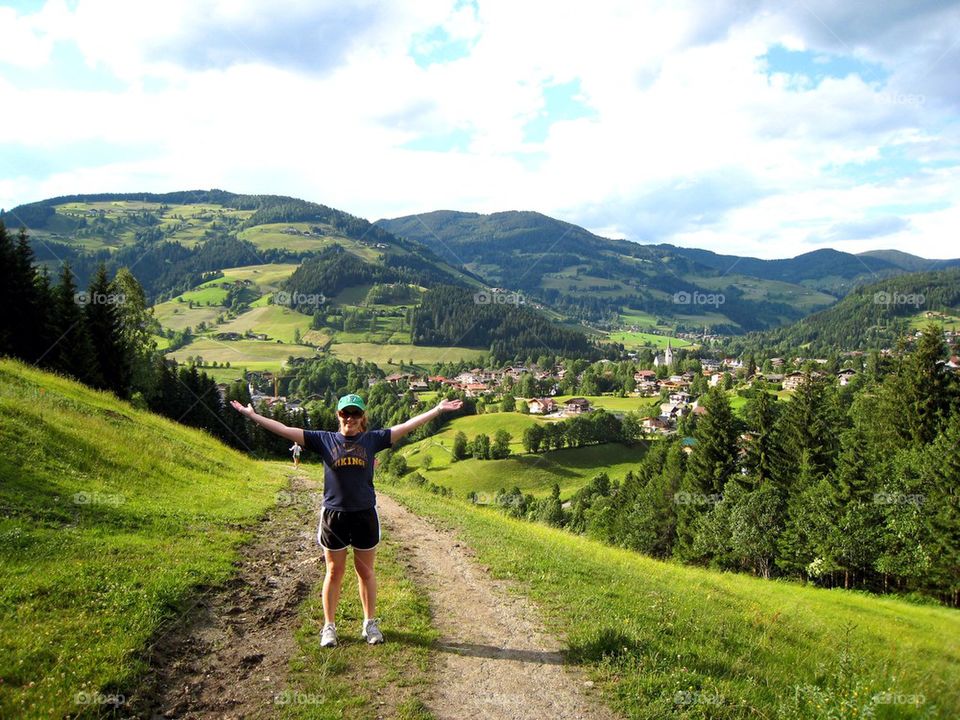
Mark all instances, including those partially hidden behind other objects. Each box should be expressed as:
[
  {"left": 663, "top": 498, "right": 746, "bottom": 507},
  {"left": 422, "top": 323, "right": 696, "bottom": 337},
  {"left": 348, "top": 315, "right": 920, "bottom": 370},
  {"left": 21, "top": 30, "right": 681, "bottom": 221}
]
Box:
[
  {"left": 377, "top": 210, "right": 837, "bottom": 331},
  {"left": 411, "top": 285, "right": 605, "bottom": 360},
  {"left": 0, "top": 191, "right": 478, "bottom": 304},
  {"left": 3, "top": 190, "right": 393, "bottom": 244},
  {"left": 657, "top": 245, "right": 959, "bottom": 290},
  {"left": 727, "top": 267, "right": 960, "bottom": 355}
]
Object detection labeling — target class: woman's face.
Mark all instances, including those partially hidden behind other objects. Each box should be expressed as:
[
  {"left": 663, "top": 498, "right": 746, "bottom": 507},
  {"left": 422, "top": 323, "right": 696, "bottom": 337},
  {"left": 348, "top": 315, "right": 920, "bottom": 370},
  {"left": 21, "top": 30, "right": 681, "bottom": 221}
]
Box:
[{"left": 338, "top": 408, "right": 364, "bottom": 435}]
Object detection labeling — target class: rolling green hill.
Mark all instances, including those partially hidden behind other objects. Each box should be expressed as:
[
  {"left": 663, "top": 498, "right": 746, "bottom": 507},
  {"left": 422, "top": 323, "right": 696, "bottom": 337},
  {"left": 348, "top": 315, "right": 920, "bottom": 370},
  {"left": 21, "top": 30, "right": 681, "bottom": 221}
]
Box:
[
  {"left": 0, "top": 357, "right": 294, "bottom": 717},
  {"left": 729, "top": 267, "right": 960, "bottom": 354},
  {"left": 395, "top": 411, "right": 656, "bottom": 499},
  {"left": 377, "top": 211, "right": 843, "bottom": 331},
  {"left": 385, "top": 482, "right": 960, "bottom": 719}
]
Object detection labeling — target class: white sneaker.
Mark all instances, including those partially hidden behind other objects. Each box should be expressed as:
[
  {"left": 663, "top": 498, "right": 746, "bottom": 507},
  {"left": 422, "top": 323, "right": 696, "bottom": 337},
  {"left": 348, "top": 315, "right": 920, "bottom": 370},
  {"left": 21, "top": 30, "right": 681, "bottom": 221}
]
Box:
[
  {"left": 320, "top": 622, "right": 338, "bottom": 648},
  {"left": 362, "top": 618, "right": 384, "bottom": 644}
]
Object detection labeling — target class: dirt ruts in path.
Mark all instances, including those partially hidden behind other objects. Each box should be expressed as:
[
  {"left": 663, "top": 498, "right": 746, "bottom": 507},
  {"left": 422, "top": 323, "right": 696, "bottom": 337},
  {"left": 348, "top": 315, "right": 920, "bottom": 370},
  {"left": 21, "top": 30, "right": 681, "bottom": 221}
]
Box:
[
  {"left": 129, "top": 472, "right": 323, "bottom": 719},
  {"left": 377, "top": 493, "right": 621, "bottom": 720}
]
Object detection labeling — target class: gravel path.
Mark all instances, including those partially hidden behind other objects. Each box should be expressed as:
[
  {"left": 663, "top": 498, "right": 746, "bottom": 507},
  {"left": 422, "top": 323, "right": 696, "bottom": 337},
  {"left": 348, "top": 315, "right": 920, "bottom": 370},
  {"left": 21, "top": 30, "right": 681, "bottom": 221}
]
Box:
[{"left": 377, "top": 493, "right": 620, "bottom": 720}]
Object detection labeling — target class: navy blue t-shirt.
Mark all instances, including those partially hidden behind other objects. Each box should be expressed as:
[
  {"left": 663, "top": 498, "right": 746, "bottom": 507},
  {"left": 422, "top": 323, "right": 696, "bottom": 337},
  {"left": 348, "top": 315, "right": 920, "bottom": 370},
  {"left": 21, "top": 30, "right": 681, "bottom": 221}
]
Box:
[{"left": 302, "top": 428, "right": 392, "bottom": 511}]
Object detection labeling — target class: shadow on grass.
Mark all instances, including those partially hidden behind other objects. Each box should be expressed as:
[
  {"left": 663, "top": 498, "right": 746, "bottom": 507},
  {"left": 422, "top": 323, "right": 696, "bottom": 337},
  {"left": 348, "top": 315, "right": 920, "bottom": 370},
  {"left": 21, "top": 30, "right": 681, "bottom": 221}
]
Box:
[
  {"left": 566, "top": 627, "right": 646, "bottom": 665},
  {"left": 383, "top": 630, "right": 565, "bottom": 664}
]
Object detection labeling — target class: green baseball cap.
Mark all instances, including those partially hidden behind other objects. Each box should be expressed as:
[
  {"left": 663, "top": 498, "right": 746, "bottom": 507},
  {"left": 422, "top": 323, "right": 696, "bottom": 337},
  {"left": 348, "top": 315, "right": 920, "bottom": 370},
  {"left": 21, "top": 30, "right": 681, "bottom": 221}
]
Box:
[{"left": 337, "top": 393, "right": 366, "bottom": 412}]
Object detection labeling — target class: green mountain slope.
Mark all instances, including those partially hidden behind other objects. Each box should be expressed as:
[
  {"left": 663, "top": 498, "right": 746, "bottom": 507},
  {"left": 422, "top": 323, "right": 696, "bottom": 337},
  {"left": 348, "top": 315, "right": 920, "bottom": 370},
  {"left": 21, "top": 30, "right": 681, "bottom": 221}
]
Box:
[
  {"left": 857, "top": 249, "right": 960, "bottom": 273},
  {"left": 377, "top": 211, "right": 840, "bottom": 331},
  {"left": 0, "top": 357, "right": 292, "bottom": 717},
  {"left": 730, "top": 267, "right": 960, "bottom": 354}
]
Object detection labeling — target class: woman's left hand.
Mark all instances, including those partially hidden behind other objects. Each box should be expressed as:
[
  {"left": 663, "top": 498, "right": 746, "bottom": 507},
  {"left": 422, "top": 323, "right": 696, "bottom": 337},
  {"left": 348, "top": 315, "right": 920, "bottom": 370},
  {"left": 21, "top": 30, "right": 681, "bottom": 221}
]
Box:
[{"left": 436, "top": 399, "right": 464, "bottom": 413}]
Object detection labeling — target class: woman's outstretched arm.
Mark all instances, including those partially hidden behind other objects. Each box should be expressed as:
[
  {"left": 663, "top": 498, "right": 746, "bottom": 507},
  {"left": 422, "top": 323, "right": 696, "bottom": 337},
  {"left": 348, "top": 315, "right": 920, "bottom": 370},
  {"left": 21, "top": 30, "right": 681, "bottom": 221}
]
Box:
[
  {"left": 230, "top": 400, "right": 305, "bottom": 445},
  {"left": 390, "top": 398, "right": 463, "bottom": 444}
]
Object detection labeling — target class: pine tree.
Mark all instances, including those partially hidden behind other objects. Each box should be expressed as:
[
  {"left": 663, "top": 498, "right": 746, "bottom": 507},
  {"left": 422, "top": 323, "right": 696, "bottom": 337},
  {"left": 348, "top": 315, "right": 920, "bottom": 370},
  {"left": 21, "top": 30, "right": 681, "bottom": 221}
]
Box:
[
  {"left": 743, "top": 387, "right": 779, "bottom": 486},
  {"left": 0, "top": 222, "right": 16, "bottom": 354},
  {"left": 85, "top": 263, "right": 132, "bottom": 397},
  {"left": 905, "top": 324, "right": 951, "bottom": 445},
  {"left": 771, "top": 372, "right": 841, "bottom": 490},
  {"left": 50, "top": 262, "right": 102, "bottom": 387},
  {"left": 919, "top": 416, "right": 960, "bottom": 603},
  {"left": 9, "top": 227, "right": 48, "bottom": 362},
  {"left": 686, "top": 387, "right": 739, "bottom": 494}
]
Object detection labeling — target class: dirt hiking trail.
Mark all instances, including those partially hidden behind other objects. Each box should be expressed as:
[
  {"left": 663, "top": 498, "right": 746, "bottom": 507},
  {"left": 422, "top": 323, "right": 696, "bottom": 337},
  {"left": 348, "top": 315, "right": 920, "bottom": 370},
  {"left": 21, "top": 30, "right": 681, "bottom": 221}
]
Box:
[
  {"left": 129, "top": 472, "right": 324, "bottom": 718},
  {"left": 377, "top": 493, "right": 620, "bottom": 720},
  {"left": 130, "top": 474, "right": 619, "bottom": 719}
]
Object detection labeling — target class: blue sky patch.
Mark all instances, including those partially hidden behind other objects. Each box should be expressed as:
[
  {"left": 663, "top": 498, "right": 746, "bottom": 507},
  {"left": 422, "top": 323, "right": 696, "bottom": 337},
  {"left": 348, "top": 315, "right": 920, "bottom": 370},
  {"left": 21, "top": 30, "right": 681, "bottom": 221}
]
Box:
[
  {"left": 3, "top": 41, "right": 127, "bottom": 93},
  {"left": 0, "top": 140, "right": 153, "bottom": 186},
  {"left": 401, "top": 127, "right": 472, "bottom": 153},
  {"left": 522, "top": 79, "right": 597, "bottom": 143},
  {"left": 760, "top": 44, "right": 888, "bottom": 86},
  {"left": 409, "top": 27, "right": 473, "bottom": 68}
]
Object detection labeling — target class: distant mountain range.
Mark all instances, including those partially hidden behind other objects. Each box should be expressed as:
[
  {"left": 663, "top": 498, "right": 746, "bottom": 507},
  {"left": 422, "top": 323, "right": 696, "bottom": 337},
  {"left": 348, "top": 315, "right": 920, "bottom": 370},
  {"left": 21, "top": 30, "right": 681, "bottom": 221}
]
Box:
[
  {"left": 4, "top": 191, "right": 958, "bottom": 346},
  {"left": 377, "top": 209, "right": 959, "bottom": 331},
  {"left": 378, "top": 209, "right": 958, "bottom": 289}
]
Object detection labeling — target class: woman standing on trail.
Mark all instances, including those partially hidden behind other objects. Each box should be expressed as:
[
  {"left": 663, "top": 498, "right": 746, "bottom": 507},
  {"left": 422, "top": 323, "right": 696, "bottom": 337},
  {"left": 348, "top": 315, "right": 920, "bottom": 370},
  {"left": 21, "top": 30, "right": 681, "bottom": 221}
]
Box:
[{"left": 230, "top": 392, "right": 462, "bottom": 647}]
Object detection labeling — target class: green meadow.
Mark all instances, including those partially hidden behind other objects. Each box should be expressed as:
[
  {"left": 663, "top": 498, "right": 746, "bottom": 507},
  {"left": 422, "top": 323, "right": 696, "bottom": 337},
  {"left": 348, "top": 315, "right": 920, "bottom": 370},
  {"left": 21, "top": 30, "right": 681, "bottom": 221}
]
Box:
[
  {"left": 152, "top": 300, "right": 225, "bottom": 332},
  {"left": 384, "top": 483, "right": 960, "bottom": 720},
  {"left": 214, "top": 305, "right": 314, "bottom": 344},
  {"left": 405, "top": 442, "right": 650, "bottom": 500},
  {"left": 329, "top": 342, "right": 486, "bottom": 368},
  {"left": 397, "top": 413, "right": 651, "bottom": 499},
  {"left": 165, "top": 337, "right": 317, "bottom": 368},
  {"left": 0, "top": 358, "right": 292, "bottom": 717},
  {"left": 607, "top": 330, "right": 693, "bottom": 350}
]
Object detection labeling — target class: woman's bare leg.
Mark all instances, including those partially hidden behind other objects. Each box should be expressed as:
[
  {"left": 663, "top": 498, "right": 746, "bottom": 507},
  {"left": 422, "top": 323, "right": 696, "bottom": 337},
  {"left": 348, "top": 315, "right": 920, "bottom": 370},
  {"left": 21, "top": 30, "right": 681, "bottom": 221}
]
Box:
[
  {"left": 353, "top": 547, "right": 377, "bottom": 620},
  {"left": 322, "top": 548, "right": 348, "bottom": 624}
]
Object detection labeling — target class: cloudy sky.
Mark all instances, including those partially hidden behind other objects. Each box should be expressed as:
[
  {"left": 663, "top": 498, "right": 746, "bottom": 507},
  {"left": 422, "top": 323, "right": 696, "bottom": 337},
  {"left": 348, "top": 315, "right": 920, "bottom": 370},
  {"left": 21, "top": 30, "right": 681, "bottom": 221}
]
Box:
[{"left": 1, "top": 0, "right": 959, "bottom": 258}]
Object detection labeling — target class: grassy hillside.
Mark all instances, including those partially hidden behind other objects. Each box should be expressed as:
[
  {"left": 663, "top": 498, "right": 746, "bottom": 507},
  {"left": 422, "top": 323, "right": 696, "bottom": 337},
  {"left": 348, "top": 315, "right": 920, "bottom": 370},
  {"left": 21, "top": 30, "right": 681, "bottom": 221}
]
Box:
[
  {"left": 397, "top": 413, "right": 652, "bottom": 499},
  {"left": 384, "top": 483, "right": 960, "bottom": 719},
  {"left": 0, "top": 357, "right": 293, "bottom": 717}
]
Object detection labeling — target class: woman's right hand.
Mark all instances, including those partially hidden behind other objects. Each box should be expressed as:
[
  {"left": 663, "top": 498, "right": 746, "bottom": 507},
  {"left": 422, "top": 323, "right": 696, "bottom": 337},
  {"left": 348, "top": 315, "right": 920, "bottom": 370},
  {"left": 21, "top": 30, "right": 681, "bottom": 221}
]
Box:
[{"left": 230, "top": 400, "right": 256, "bottom": 418}]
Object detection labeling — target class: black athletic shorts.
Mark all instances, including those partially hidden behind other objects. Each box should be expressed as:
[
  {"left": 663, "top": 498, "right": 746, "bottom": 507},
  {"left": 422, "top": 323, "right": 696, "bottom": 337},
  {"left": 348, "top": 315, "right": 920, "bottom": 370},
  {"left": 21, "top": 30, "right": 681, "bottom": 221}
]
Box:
[{"left": 318, "top": 506, "right": 380, "bottom": 551}]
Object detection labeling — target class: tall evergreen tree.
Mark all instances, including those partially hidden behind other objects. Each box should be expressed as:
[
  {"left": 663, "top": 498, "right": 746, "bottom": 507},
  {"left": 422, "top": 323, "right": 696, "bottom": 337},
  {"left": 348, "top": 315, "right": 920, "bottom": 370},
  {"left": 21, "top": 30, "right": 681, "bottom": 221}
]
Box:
[
  {"left": 743, "top": 386, "right": 779, "bottom": 486},
  {"left": 686, "top": 387, "right": 739, "bottom": 494},
  {"left": 50, "top": 262, "right": 102, "bottom": 387},
  {"left": 0, "top": 224, "right": 13, "bottom": 354},
  {"left": 7, "top": 227, "right": 47, "bottom": 362},
  {"left": 85, "top": 263, "right": 131, "bottom": 398},
  {"left": 905, "top": 324, "right": 952, "bottom": 445}
]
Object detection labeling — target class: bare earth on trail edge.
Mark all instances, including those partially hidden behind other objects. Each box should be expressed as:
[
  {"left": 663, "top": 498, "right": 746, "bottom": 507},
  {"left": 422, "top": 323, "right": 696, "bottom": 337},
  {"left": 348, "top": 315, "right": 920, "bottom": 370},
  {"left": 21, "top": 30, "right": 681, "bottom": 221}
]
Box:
[
  {"left": 377, "top": 493, "right": 621, "bottom": 720},
  {"left": 129, "top": 472, "right": 323, "bottom": 719}
]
